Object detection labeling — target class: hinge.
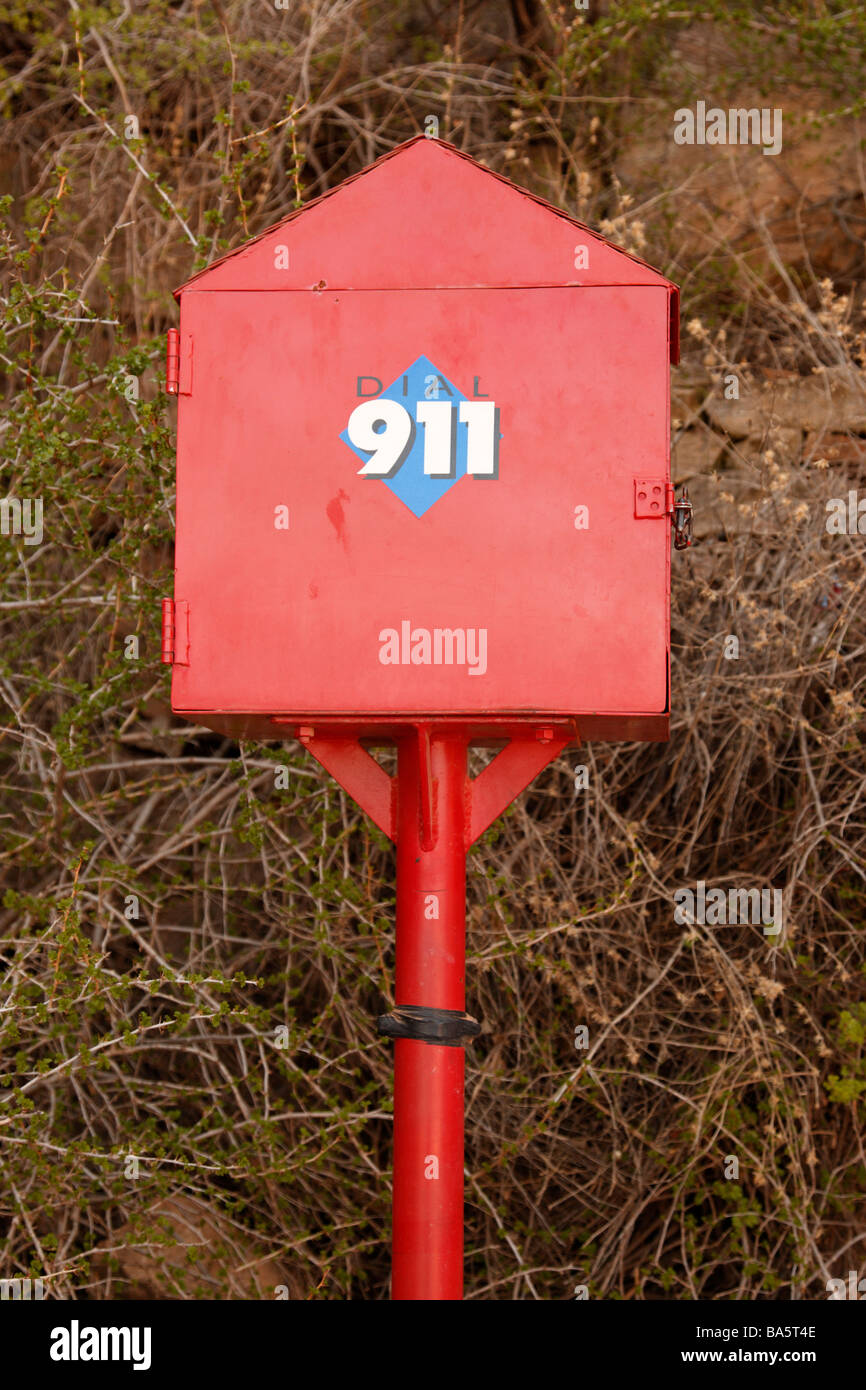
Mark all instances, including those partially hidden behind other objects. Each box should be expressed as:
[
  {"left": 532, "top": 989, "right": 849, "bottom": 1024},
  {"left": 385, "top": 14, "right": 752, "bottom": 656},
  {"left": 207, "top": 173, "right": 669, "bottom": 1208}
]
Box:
[
  {"left": 633, "top": 478, "right": 671, "bottom": 518},
  {"left": 165, "top": 329, "right": 193, "bottom": 396},
  {"left": 160, "top": 598, "right": 190, "bottom": 665},
  {"left": 161, "top": 598, "right": 175, "bottom": 662},
  {"left": 165, "top": 329, "right": 179, "bottom": 395}
]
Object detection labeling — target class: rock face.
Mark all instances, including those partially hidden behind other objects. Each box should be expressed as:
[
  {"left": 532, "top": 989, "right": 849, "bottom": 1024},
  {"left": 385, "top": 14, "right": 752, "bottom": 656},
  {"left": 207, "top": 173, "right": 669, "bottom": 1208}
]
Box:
[
  {"left": 510, "top": 36, "right": 866, "bottom": 297},
  {"left": 611, "top": 25, "right": 866, "bottom": 293},
  {"left": 703, "top": 369, "right": 866, "bottom": 439},
  {"left": 108, "top": 1195, "right": 296, "bottom": 1299},
  {"left": 672, "top": 426, "right": 723, "bottom": 482},
  {"left": 668, "top": 361, "right": 865, "bottom": 540}
]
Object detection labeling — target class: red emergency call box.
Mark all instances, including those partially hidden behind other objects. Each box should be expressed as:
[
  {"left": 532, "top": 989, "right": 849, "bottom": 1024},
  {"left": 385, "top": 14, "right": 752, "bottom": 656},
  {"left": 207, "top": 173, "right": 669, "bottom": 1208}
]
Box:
[
  {"left": 164, "top": 135, "right": 683, "bottom": 1303},
  {"left": 164, "top": 137, "right": 679, "bottom": 744}
]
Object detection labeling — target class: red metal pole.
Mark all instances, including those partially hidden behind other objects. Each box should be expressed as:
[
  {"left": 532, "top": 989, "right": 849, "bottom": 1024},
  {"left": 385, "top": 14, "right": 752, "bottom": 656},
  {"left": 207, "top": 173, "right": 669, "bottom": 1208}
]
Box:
[
  {"left": 299, "top": 725, "right": 570, "bottom": 1296},
  {"left": 391, "top": 730, "right": 467, "bottom": 1300}
]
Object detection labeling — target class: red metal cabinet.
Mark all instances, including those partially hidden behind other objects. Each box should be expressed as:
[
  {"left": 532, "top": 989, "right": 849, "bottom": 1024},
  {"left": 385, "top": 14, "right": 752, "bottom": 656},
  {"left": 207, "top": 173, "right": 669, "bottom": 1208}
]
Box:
[{"left": 166, "top": 137, "right": 678, "bottom": 743}]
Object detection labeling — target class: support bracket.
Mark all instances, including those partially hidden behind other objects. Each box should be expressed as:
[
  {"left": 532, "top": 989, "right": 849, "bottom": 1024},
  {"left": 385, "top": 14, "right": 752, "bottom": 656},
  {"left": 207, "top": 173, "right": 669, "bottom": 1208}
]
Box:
[
  {"left": 298, "top": 734, "right": 397, "bottom": 840},
  {"left": 296, "top": 725, "right": 575, "bottom": 848},
  {"left": 466, "top": 734, "right": 571, "bottom": 846}
]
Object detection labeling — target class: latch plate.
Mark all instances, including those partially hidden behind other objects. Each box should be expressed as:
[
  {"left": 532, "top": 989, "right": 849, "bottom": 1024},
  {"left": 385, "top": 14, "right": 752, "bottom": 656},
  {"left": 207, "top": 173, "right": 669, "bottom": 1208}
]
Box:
[{"left": 634, "top": 478, "right": 671, "bottom": 518}]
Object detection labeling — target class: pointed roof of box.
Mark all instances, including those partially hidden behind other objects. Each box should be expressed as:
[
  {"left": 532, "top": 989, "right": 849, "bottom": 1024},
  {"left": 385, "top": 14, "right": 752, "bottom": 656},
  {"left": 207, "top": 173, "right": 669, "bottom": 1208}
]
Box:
[{"left": 175, "top": 136, "right": 679, "bottom": 361}]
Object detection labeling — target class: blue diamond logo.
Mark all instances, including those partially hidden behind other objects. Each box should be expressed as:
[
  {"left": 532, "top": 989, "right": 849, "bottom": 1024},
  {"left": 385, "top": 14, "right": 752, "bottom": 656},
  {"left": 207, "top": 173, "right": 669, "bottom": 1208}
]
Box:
[{"left": 340, "top": 355, "right": 471, "bottom": 518}]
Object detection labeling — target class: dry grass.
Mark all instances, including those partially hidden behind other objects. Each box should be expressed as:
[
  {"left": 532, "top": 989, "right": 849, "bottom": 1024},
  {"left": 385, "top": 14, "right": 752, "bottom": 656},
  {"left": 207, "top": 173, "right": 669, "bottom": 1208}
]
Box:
[{"left": 0, "top": 1, "right": 864, "bottom": 1300}]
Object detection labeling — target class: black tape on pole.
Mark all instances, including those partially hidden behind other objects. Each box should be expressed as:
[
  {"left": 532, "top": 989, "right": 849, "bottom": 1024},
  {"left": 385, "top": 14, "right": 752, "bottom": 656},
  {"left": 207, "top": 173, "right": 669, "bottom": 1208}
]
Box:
[{"left": 377, "top": 1004, "right": 481, "bottom": 1048}]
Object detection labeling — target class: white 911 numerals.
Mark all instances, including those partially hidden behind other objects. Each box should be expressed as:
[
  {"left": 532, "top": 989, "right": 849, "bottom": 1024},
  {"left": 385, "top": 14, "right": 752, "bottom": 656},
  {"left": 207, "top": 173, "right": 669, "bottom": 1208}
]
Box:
[{"left": 347, "top": 399, "right": 496, "bottom": 478}]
